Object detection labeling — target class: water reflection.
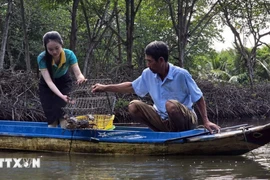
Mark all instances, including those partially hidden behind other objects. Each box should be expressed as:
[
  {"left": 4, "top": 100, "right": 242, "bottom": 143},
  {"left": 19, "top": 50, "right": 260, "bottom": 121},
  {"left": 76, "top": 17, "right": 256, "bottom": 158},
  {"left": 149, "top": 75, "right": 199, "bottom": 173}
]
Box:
[{"left": 0, "top": 144, "right": 269, "bottom": 180}]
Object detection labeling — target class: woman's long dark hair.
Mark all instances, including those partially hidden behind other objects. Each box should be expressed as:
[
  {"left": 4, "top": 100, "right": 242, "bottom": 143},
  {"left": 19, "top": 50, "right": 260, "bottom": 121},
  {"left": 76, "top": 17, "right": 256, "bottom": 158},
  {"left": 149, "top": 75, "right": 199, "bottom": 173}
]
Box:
[{"left": 42, "top": 31, "right": 63, "bottom": 80}]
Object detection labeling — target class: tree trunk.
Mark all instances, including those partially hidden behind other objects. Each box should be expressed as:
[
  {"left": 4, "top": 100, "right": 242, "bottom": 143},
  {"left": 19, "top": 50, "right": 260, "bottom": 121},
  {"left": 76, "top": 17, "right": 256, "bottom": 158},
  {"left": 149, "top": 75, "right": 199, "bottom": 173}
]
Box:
[
  {"left": 81, "top": 0, "right": 116, "bottom": 77},
  {"left": 20, "top": 0, "right": 31, "bottom": 71},
  {"left": 125, "top": 0, "right": 132, "bottom": 67},
  {"left": 115, "top": 1, "right": 122, "bottom": 64},
  {"left": 0, "top": 0, "right": 13, "bottom": 70},
  {"left": 125, "top": 0, "right": 142, "bottom": 67},
  {"left": 69, "top": 0, "right": 80, "bottom": 52},
  {"left": 167, "top": 0, "right": 218, "bottom": 68},
  {"left": 177, "top": 0, "right": 184, "bottom": 67},
  {"left": 83, "top": 42, "right": 96, "bottom": 77},
  {"left": 218, "top": 0, "right": 270, "bottom": 88}
]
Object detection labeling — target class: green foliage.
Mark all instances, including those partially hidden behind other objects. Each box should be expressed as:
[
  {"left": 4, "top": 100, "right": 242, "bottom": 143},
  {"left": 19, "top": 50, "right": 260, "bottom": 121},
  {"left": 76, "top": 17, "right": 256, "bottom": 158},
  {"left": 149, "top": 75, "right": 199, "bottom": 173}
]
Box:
[
  {"left": 192, "top": 54, "right": 231, "bottom": 82},
  {"left": 39, "top": 0, "right": 72, "bottom": 9},
  {"left": 229, "top": 73, "right": 249, "bottom": 84},
  {"left": 114, "top": 98, "right": 130, "bottom": 109},
  {"left": 192, "top": 44, "right": 270, "bottom": 85},
  {"left": 2, "top": 0, "right": 71, "bottom": 70},
  {"left": 132, "top": 1, "right": 174, "bottom": 66},
  {"left": 255, "top": 46, "right": 270, "bottom": 80},
  {"left": 1, "top": 0, "right": 270, "bottom": 87}
]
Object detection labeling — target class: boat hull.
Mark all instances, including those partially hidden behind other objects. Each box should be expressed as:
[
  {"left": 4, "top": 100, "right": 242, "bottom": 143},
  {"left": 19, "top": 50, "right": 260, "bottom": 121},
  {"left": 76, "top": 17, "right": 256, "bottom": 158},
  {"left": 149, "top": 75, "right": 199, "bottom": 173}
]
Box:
[{"left": 0, "top": 120, "right": 269, "bottom": 156}]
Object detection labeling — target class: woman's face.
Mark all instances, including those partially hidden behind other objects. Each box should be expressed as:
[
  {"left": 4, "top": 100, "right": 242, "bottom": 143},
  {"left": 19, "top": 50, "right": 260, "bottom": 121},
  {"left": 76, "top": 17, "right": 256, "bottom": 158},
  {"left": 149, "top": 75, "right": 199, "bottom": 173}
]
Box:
[{"left": 46, "top": 40, "right": 62, "bottom": 59}]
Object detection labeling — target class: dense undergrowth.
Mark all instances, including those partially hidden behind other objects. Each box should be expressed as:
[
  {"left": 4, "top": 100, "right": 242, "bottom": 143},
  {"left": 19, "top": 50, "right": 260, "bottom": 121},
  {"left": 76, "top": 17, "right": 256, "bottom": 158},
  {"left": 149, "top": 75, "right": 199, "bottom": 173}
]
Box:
[{"left": 0, "top": 70, "right": 270, "bottom": 124}]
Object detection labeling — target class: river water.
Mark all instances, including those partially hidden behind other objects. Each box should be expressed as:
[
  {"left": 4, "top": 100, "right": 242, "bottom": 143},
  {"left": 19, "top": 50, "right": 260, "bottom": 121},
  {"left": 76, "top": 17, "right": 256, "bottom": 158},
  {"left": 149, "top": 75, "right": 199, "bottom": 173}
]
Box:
[
  {"left": 0, "top": 145, "right": 269, "bottom": 179},
  {"left": 0, "top": 119, "right": 269, "bottom": 180}
]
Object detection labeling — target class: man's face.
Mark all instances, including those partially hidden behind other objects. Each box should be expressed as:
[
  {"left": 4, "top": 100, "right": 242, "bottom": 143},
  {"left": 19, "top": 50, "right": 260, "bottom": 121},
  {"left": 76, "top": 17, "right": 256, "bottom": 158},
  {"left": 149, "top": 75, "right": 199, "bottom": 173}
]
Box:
[{"left": 145, "top": 55, "right": 161, "bottom": 74}]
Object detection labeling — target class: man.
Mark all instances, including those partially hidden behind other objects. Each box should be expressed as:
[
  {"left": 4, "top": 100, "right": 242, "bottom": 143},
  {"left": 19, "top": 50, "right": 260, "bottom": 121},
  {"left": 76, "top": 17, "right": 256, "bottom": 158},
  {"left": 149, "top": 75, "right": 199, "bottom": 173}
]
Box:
[{"left": 91, "top": 41, "right": 220, "bottom": 133}]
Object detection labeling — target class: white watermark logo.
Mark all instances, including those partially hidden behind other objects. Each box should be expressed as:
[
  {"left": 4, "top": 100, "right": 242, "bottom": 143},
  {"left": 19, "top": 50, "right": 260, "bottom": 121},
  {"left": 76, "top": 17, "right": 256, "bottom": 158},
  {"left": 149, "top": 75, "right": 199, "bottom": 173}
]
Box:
[{"left": 0, "top": 158, "right": 40, "bottom": 168}]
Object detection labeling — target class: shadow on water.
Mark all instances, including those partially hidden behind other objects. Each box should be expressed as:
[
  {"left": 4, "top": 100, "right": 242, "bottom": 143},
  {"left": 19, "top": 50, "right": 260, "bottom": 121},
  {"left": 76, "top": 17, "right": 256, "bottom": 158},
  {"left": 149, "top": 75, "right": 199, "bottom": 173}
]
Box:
[{"left": 0, "top": 145, "right": 269, "bottom": 180}]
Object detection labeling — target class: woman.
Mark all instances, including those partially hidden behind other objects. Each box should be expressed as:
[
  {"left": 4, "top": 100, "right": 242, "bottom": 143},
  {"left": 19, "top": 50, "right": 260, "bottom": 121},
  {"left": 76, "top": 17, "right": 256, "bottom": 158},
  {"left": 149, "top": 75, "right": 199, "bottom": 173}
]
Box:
[{"left": 37, "top": 31, "right": 86, "bottom": 127}]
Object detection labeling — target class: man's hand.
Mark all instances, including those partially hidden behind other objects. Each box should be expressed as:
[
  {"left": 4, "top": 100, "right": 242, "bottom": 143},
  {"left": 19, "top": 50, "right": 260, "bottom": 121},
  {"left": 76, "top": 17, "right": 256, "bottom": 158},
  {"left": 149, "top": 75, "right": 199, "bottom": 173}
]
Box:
[
  {"left": 204, "top": 120, "right": 221, "bottom": 134},
  {"left": 91, "top": 83, "right": 106, "bottom": 93}
]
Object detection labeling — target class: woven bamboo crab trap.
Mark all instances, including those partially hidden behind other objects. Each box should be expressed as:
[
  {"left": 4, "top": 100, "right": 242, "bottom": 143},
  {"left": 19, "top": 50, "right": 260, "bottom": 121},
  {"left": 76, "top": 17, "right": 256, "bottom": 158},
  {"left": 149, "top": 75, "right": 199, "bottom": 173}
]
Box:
[{"left": 62, "top": 79, "right": 116, "bottom": 130}]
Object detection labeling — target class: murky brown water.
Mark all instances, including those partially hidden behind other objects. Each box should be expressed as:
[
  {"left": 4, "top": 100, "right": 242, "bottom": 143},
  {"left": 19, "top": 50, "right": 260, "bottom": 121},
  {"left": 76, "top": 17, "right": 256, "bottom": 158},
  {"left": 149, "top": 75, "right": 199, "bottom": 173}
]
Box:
[{"left": 0, "top": 144, "right": 269, "bottom": 180}]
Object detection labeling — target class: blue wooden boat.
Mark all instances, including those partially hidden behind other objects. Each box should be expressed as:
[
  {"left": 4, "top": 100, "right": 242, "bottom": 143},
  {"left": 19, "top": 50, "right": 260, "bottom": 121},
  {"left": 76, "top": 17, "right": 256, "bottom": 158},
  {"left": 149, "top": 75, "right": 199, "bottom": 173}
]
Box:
[{"left": 0, "top": 120, "right": 269, "bottom": 156}]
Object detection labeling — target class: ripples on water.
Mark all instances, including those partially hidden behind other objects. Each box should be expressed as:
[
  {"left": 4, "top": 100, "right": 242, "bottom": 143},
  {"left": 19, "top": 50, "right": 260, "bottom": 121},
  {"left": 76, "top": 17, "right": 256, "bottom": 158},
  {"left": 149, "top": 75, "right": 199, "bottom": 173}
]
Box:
[{"left": 0, "top": 144, "right": 269, "bottom": 180}]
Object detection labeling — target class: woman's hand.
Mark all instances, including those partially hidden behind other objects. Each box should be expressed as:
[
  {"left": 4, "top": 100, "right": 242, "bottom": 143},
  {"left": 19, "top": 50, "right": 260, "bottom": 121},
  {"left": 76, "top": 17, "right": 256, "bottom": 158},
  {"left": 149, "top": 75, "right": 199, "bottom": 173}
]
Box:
[
  {"left": 76, "top": 78, "right": 87, "bottom": 84},
  {"left": 61, "top": 95, "right": 75, "bottom": 104},
  {"left": 61, "top": 95, "right": 69, "bottom": 103},
  {"left": 76, "top": 75, "right": 87, "bottom": 84},
  {"left": 71, "top": 64, "right": 87, "bottom": 84}
]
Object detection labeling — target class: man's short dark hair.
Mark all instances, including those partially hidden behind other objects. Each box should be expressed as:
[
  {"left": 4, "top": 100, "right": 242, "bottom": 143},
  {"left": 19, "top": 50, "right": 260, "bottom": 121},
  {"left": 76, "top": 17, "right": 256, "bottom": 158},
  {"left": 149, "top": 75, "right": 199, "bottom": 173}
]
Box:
[{"left": 145, "top": 41, "right": 169, "bottom": 62}]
